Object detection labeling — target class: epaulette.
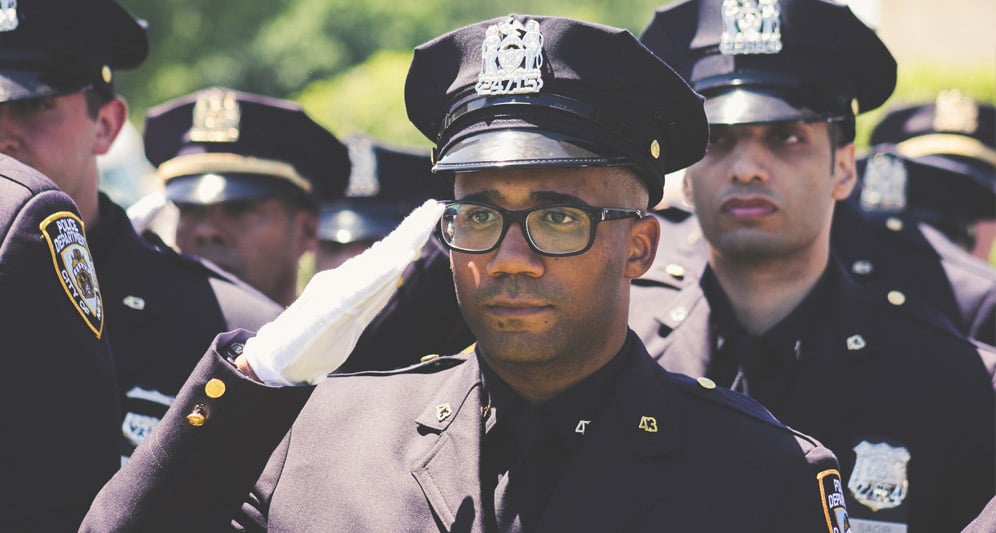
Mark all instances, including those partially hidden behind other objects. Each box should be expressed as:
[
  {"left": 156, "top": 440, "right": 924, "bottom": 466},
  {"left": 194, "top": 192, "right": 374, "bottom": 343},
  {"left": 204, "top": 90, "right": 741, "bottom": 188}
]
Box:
[
  {"left": 332, "top": 353, "right": 469, "bottom": 378},
  {"left": 863, "top": 284, "right": 973, "bottom": 344},
  {"left": 666, "top": 371, "right": 792, "bottom": 433}
]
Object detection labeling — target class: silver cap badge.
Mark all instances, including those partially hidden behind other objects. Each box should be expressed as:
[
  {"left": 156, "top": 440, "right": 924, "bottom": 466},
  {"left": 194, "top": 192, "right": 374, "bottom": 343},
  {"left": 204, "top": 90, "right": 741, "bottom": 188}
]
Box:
[
  {"left": 475, "top": 16, "right": 544, "bottom": 96},
  {"left": 720, "top": 0, "right": 783, "bottom": 55},
  {"left": 933, "top": 89, "right": 978, "bottom": 134},
  {"left": 860, "top": 152, "right": 908, "bottom": 213},
  {"left": 0, "top": 0, "right": 18, "bottom": 32},
  {"left": 848, "top": 441, "right": 910, "bottom": 511},
  {"left": 189, "top": 88, "right": 241, "bottom": 143}
]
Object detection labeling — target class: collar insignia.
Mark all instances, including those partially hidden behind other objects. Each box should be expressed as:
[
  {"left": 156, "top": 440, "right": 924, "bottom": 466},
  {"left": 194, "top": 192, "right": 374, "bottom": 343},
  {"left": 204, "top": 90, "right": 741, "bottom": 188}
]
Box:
[
  {"left": 0, "top": 0, "right": 18, "bottom": 32},
  {"left": 190, "top": 88, "right": 241, "bottom": 143},
  {"left": 860, "top": 152, "right": 908, "bottom": 213},
  {"left": 475, "top": 15, "right": 544, "bottom": 96},
  {"left": 933, "top": 89, "right": 978, "bottom": 134},
  {"left": 720, "top": 0, "right": 783, "bottom": 55},
  {"left": 40, "top": 212, "right": 103, "bottom": 338},
  {"left": 849, "top": 440, "right": 910, "bottom": 511}
]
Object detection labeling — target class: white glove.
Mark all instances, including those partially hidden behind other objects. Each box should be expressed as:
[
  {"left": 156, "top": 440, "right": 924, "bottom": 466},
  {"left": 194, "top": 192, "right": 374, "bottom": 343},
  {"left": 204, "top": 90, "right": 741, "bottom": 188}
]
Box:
[{"left": 242, "top": 199, "right": 445, "bottom": 386}]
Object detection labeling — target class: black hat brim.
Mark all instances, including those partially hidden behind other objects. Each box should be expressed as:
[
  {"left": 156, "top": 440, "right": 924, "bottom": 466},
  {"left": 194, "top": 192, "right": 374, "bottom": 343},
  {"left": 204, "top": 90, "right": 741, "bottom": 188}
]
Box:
[
  {"left": 433, "top": 129, "right": 629, "bottom": 173},
  {"left": 165, "top": 173, "right": 312, "bottom": 205},
  {"left": 703, "top": 87, "right": 838, "bottom": 125}
]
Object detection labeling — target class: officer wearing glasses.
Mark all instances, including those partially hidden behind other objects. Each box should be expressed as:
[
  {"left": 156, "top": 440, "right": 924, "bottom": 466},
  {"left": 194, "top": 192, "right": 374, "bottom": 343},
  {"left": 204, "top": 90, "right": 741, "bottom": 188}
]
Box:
[{"left": 85, "top": 14, "right": 848, "bottom": 531}]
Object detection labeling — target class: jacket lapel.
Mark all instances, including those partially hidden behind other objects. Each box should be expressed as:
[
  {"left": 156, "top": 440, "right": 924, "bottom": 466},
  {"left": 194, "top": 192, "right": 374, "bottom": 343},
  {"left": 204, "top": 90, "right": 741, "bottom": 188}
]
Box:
[
  {"left": 654, "top": 283, "right": 714, "bottom": 378},
  {"left": 411, "top": 356, "right": 487, "bottom": 532},
  {"left": 539, "top": 345, "right": 682, "bottom": 531}
]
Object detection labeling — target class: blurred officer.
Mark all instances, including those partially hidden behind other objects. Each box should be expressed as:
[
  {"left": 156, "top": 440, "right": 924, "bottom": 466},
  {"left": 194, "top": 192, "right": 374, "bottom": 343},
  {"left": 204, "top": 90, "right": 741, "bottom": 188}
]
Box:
[
  {"left": 0, "top": 156, "right": 119, "bottom": 530},
  {"left": 841, "top": 92, "right": 996, "bottom": 343},
  {"left": 315, "top": 136, "right": 442, "bottom": 270},
  {"left": 0, "top": 0, "right": 283, "bottom": 462},
  {"left": 84, "top": 15, "right": 850, "bottom": 531},
  {"left": 634, "top": 1, "right": 995, "bottom": 530},
  {"left": 146, "top": 87, "right": 352, "bottom": 306}
]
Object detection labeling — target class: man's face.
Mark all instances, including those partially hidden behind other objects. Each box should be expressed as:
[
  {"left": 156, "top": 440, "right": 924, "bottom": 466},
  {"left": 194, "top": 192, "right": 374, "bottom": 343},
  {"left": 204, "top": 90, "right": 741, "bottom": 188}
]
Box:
[
  {"left": 684, "top": 121, "right": 855, "bottom": 260},
  {"left": 175, "top": 197, "right": 317, "bottom": 305},
  {"left": 0, "top": 92, "right": 105, "bottom": 199},
  {"left": 451, "top": 166, "right": 657, "bottom": 371}
]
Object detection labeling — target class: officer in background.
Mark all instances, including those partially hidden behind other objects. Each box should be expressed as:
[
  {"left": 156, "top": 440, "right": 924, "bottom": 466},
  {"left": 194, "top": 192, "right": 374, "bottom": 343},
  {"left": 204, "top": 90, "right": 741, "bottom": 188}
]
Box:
[
  {"left": 0, "top": 156, "right": 119, "bottom": 530},
  {"left": 144, "top": 87, "right": 352, "bottom": 306},
  {"left": 315, "top": 136, "right": 444, "bottom": 270},
  {"left": 843, "top": 92, "right": 996, "bottom": 343},
  {"left": 0, "top": 0, "right": 283, "bottom": 462},
  {"left": 634, "top": 1, "right": 995, "bottom": 530},
  {"left": 84, "top": 15, "right": 849, "bottom": 531}
]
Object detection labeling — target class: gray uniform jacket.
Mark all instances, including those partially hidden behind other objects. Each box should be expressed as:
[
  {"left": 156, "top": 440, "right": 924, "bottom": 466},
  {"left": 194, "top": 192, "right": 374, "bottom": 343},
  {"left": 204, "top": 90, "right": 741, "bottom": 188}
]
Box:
[{"left": 83, "top": 330, "right": 845, "bottom": 532}]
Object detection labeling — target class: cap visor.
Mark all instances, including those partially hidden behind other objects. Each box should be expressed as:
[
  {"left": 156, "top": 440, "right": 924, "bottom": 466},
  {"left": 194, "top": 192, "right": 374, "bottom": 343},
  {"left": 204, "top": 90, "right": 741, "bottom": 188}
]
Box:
[
  {"left": 703, "top": 88, "right": 827, "bottom": 125},
  {"left": 0, "top": 69, "right": 78, "bottom": 103},
  {"left": 318, "top": 203, "right": 403, "bottom": 243},
  {"left": 433, "top": 130, "right": 627, "bottom": 173},
  {"left": 165, "top": 174, "right": 302, "bottom": 204}
]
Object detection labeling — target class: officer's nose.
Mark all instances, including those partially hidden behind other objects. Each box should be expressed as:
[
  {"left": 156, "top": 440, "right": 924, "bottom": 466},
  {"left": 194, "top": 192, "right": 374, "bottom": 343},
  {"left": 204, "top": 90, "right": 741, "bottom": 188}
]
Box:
[
  {"left": 176, "top": 204, "right": 231, "bottom": 250},
  {"left": 728, "top": 139, "right": 771, "bottom": 185},
  {"left": 485, "top": 221, "right": 545, "bottom": 278}
]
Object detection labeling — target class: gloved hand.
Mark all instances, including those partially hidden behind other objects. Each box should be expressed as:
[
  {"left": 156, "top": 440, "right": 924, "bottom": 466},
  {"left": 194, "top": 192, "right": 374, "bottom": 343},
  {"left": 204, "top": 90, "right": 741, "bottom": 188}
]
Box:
[{"left": 241, "top": 199, "right": 445, "bottom": 386}]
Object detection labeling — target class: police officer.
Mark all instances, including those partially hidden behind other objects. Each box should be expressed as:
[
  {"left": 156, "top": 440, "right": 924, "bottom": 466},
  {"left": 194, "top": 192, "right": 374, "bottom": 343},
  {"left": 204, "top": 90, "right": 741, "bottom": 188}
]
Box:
[
  {"left": 84, "top": 15, "right": 850, "bottom": 531},
  {"left": 634, "top": 1, "right": 995, "bottom": 530},
  {"left": 0, "top": 156, "right": 119, "bottom": 530},
  {"left": 145, "top": 87, "right": 352, "bottom": 306},
  {"left": 315, "top": 137, "right": 444, "bottom": 270},
  {"left": 842, "top": 93, "right": 996, "bottom": 343},
  {"left": 0, "top": 0, "right": 283, "bottom": 461}
]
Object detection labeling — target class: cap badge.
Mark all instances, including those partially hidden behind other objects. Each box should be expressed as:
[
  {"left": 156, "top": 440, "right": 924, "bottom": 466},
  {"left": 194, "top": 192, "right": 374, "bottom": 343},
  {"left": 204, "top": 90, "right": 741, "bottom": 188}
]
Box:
[
  {"left": 848, "top": 441, "right": 910, "bottom": 511},
  {"left": 345, "top": 136, "right": 381, "bottom": 197},
  {"left": 40, "top": 212, "right": 103, "bottom": 338},
  {"left": 720, "top": 0, "right": 783, "bottom": 55},
  {"left": 860, "top": 152, "right": 907, "bottom": 213},
  {"left": 933, "top": 89, "right": 978, "bottom": 134},
  {"left": 475, "top": 16, "right": 544, "bottom": 96},
  {"left": 189, "top": 88, "right": 241, "bottom": 143},
  {"left": 0, "top": 0, "right": 18, "bottom": 32}
]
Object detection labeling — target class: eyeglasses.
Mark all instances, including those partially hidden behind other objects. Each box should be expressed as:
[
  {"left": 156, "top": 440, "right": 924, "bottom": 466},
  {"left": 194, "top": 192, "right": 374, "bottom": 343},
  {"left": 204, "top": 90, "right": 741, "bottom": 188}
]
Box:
[{"left": 439, "top": 200, "right": 644, "bottom": 257}]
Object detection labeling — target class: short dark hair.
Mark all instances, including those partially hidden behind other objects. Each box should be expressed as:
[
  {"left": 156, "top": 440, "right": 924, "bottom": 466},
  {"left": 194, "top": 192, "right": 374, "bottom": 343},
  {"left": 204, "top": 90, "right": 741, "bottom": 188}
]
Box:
[
  {"left": 83, "top": 88, "right": 115, "bottom": 120},
  {"left": 827, "top": 117, "right": 855, "bottom": 149}
]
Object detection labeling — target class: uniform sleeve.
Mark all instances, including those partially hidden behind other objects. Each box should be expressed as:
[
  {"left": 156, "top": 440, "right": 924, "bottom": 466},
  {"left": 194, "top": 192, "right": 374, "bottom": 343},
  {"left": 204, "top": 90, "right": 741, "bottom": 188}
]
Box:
[
  {"left": 0, "top": 187, "right": 120, "bottom": 531},
  {"left": 773, "top": 441, "right": 849, "bottom": 533},
  {"left": 81, "top": 330, "right": 313, "bottom": 532}
]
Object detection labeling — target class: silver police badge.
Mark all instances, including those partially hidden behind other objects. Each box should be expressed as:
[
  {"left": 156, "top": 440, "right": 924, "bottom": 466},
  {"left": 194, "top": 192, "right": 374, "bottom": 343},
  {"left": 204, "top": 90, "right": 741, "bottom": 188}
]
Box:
[
  {"left": 189, "top": 87, "right": 241, "bottom": 143},
  {"left": 476, "top": 16, "right": 544, "bottom": 96},
  {"left": 0, "top": 0, "right": 18, "bottom": 32},
  {"left": 860, "top": 152, "right": 908, "bottom": 213},
  {"left": 720, "top": 0, "right": 783, "bottom": 55},
  {"left": 40, "top": 211, "right": 103, "bottom": 338},
  {"left": 848, "top": 441, "right": 910, "bottom": 511}
]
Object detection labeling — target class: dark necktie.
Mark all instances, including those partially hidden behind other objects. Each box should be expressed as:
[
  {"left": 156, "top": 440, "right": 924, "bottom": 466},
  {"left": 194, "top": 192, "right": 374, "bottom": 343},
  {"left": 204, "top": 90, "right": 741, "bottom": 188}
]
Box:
[{"left": 493, "top": 409, "right": 560, "bottom": 532}]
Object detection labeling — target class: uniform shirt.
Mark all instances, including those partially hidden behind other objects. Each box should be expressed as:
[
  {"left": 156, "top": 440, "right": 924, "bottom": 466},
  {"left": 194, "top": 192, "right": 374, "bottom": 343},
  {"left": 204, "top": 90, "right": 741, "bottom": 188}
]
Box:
[
  {"left": 0, "top": 157, "right": 120, "bottom": 531},
  {"left": 87, "top": 193, "right": 283, "bottom": 459},
  {"left": 630, "top": 256, "right": 996, "bottom": 532},
  {"left": 82, "top": 329, "right": 848, "bottom": 532}
]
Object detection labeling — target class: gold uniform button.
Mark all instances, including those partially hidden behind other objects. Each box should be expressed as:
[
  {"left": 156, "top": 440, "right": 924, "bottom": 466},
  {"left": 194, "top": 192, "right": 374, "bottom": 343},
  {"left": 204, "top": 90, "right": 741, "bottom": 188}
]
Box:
[
  {"left": 885, "top": 217, "right": 904, "bottom": 232},
  {"left": 887, "top": 290, "right": 906, "bottom": 306},
  {"left": 101, "top": 65, "right": 112, "bottom": 84},
  {"left": 665, "top": 263, "right": 686, "bottom": 280},
  {"left": 420, "top": 354, "right": 440, "bottom": 363},
  {"left": 186, "top": 404, "right": 207, "bottom": 427},
  {"left": 697, "top": 377, "right": 717, "bottom": 390},
  {"left": 205, "top": 378, "right": 226, "bottom": 399}
]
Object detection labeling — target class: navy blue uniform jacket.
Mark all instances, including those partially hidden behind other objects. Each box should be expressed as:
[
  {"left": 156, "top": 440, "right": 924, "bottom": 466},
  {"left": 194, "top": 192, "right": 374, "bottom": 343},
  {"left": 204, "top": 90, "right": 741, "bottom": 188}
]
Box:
[{"left": 83, "top": 330, "right": 843, "bottom": 532}]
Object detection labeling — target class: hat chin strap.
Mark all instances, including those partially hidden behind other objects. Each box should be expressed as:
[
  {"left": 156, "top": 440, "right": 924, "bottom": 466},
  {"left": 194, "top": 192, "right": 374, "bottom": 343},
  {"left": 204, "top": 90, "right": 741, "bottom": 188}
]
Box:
[{"left": 157, "top": 152, "right": 312, "bottom": 193}]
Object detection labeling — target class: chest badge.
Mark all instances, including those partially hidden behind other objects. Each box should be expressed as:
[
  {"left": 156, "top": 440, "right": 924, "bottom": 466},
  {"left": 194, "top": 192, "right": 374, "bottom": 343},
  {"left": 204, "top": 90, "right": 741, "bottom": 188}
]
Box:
[
  {"left": 40, "top": 212, "right": 103, "bottom": 338},
  {"left": 0, "top": 0, "right": 18, "bottom": 32},
  {"left": 848, "top": 440, "right": 910, "bottom": 511}
]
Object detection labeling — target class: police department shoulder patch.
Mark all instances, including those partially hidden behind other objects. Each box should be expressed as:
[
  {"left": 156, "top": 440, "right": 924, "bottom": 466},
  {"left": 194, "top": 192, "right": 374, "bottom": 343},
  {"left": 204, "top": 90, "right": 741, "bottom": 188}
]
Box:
[
  {"left": 818, "top": 469, "right": 852, "bottom": 533},
  {"left": 40, "top": 211, "right": 103, "bottom": 338}
]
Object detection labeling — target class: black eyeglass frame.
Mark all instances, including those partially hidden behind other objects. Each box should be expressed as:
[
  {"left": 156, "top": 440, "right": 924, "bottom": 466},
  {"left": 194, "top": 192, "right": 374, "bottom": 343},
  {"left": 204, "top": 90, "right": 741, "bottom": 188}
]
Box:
[{"left": 439, "top": 200, "right": 645, "bottom": 257}]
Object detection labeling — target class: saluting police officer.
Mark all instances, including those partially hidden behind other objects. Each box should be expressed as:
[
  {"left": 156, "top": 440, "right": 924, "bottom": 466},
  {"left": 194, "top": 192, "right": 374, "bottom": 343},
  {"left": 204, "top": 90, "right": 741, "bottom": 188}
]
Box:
[
  {"left": 841, "top": 93, "right": 996, "bottom": 344},
  {"left": 84, "top": 14, "right": 851, "bottom": 531},
  {"left": 0, "top": 0, "right": 283, "bottom": 462},
  {"left": 633, "top": 1, "right": 995, "bottom": 530},
  {"left": 145, "top": 87, "right": 353, "bottom": 306},
  {"left": 0, "top": 156, "right": 119, "bottom": 530}
]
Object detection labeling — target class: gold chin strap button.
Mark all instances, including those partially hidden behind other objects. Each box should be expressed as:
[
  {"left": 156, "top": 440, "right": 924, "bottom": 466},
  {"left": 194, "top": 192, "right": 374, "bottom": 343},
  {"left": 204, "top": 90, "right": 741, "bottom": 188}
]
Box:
[
  {"left": 697, "top": 377, "right": 717, "bottom": 390},
  {"left": 186, "top": 404, "right": 207, "bottom": 427},
  {"left": 205, "top": 378, "right": 226, "bottom": 399},
  {"left": 887, "top": 290, "right": 906, "bottom": 306}
]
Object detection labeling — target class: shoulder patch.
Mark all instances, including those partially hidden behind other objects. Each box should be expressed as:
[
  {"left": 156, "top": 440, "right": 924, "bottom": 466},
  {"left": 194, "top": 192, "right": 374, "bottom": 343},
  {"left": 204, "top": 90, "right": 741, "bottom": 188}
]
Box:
[
  {"left": 818, "top": 469, "right": 851, "bottom": 533},
  {"left": 40, "top": 211, "right": 103, "bottom": 338}
]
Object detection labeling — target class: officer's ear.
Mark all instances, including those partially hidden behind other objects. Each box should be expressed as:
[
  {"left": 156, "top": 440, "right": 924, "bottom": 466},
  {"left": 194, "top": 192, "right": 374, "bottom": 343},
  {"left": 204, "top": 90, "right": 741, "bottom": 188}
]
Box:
[
  {"left": 624, "top": 213, "right": 659, "bottom": 279},
  {"left": 831, "top": 142, "right": 856, "bottom": 201},
  {"left": 92, "top": 97, "right": 127, "bottom": 156}
]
